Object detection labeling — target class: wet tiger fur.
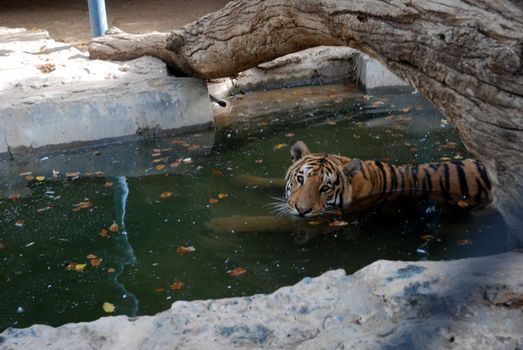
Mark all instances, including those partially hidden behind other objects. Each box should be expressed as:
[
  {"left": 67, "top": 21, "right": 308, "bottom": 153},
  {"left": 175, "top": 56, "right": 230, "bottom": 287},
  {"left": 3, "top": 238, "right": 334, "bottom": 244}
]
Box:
[{"left": 285, "top": 141, "right": 492, "bottom": 217}]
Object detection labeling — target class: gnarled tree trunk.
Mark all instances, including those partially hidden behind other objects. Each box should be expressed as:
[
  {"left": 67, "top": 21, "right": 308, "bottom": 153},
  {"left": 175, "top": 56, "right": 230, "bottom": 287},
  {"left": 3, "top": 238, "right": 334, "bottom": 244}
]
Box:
[{"left": 90, "top": 0, "right": 523, "bottom": 247}]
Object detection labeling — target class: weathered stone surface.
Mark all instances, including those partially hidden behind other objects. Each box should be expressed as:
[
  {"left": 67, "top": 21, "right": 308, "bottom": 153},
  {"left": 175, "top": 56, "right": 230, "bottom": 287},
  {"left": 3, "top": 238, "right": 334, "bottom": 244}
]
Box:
[
  {"left": 0, "top": 27, "right": 213, "bottom": 156},
  {"left": 2, "top": 252, "right": 522, "bottom": 349}
]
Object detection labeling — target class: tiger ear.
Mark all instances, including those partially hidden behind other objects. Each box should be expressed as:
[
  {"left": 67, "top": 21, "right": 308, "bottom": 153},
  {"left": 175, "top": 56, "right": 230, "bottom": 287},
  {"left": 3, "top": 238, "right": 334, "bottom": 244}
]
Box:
[
  {"left": 290, "top": 141, "right": 310, "bottom": 163},
  {"left": 343, "top": 158, "right": 362, "bottom": 178}
]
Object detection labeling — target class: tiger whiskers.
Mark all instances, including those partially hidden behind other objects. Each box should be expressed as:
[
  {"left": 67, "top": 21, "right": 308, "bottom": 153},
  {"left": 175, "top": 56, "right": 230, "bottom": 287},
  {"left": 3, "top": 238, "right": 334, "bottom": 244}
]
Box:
[{"left": 264, "top": 196, "right": 289, "bottom": 216}]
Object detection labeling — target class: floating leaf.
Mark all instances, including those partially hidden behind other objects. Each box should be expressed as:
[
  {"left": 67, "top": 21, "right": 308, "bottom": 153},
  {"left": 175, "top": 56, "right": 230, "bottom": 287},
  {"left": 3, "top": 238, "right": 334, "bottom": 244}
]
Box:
[
  {"left": 104, "top": 181, "right": 113, "bottom": 188},
  {"left": 25, "top": 176, "right": 34, "bottom": 181},
  {"left": 92, "top": 150, "right": 102, "bottom": 156},
  {"left": 326, "top": 120, "right": 337, "bottom": 125},
  {"left": 208, "top": 198, "right": 219, "bottom": 204},
  {"left": 160, "top": 191, "right": 173, "bottom": 199},
  {"left": 72, "top": 201, "right": 92, "bottom": 212},
  {"left": 182, "top": 158, "right": 193, "bottom": 164},
  {"left": 170, "top": 281, "right": 185, "bottom": 290},
  {"left": 372, "top": 100, "right": 385, "bottom": 107},
  {"left": 329, "top": 220, "right": 349, "bottom": 227},
  {"left": 155, "top": 288, "right": 166, "bottom": 293},
  {"left": 188, "top": 145, "right": 201, "bottom": 151},
  {"left": 36, "top": 176, "right": 45, "bottom": 182},
  {"left": 155, "top": 164, "right": 166, "bottom": 171},
  {"left": 274, "top": 143, "right": 286, "bottom": 150},
  {"left": 420, "top": 234, "right": 434, "bottom": 241},
  {"left": 99, "top": 228, "right": 109, "bottom": 237},
  {"left": 86, "top": 254, "right": 97, "bottom": 260},
  {"left": 102, "top": 302, "right": 115, "bottom": 313},
  {"left": 352, "top": 134, "right": 361, "bottom": 139},
  {"left": 8, "top": 194, "right": 21, "bottom": 201},
  {"left": 440, "top": 157, "right": 451, "bottom": 161},
  {"left": 456, "top": 239, "right": 473, "bottom": 246},
  {"left": 75, "top": 263, "right": 87, "bottom": 271},
  {"left": 151, "top": 152, "right": 161, "bottom": 157},
  {"left": 257, "top": 121, "right": 269, "bottom": 126},
  {"left": 285, "top": 133, "right": 295, "bottom": 138},
  {"left": 90, "top": 257, "right": 103, "bottom": 267},
  {"left": 454, "top": 154, "right": 463, "bottom": 160},
  {"left": 109, "top": 223, "right": 119, "bottom": 233},
  {"left": 65, "top": 172, "right": 81, "bottom": 177},
  {"left": 176, "top": 246, "right": 196, "bottom": 255},
  {"left": 328, "top": 94, "right": 337, "bottom": 99},
  {"left": 308, "top": 221, "right": 322, "bottom": 226},
  {"left": 255, "top": 159, "right": 263, "bottom": 164},
  {"left": 212, "top": 169, "right": 224, "bottom": 176},
  {"left": 363, "top": 95, "right": 370, "bottom": 101},
  {"left": 19, "top": 171, "right": 32, "bottom": 176},
  {"left": 400, "top": 107, "right": 411, "bottom": 113},
  {"left": 171, "top": 139, "right": 185, "bottom": 145},
  {"left": 170, "top": 161, "right": 181, "bottom": 168},
  {"left": 107, "top": 267, "right": 115, "bottom": 273},
  {"left": 217, "top": 193, "right": 228, "bottom": 199},
  {"left": 227, "top": 267, "right": 247, "bottom": 277},
  {"left": 457, "top": 200, "right": 470, "bottom": 208},
  {"left": 15, "top": 219, "right": 25, "bottom": 227},
  {"left": 0, "top": 242, "right": 5, "bottom": 250},
  {"left": 415, "top": 104, "right": 424, "bottom": 110},
  {"left": 37, "top": 206, "right": 53, "bottom": 212}
]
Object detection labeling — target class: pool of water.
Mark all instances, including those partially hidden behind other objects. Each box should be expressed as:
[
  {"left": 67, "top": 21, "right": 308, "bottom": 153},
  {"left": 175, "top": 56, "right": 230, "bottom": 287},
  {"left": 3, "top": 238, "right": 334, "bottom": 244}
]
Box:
[{"left": 0, "top": 87, "right": 507, "bottom": 331}]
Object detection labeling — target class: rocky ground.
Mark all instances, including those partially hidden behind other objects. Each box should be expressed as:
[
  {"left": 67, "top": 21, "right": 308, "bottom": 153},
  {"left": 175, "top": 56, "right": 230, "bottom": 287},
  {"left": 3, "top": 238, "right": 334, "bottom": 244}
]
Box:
[{"left": 1, "top": 252, "right": 522, "bottom": 349}]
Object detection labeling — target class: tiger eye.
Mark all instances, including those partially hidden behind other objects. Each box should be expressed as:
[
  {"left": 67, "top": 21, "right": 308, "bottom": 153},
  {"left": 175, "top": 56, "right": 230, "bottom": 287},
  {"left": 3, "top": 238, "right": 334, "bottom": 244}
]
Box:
[
  {"left": 297, "top": 175, "right": 304, "bottom": 184},
  {"left": 320, "top": 185, "right": 331, "bottom": 193}
]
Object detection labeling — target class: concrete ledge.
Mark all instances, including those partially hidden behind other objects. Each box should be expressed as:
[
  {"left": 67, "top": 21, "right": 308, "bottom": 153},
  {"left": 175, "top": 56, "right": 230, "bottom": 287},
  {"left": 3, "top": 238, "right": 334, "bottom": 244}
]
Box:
[
  {"left": 356, "top": 53, "right": 412, "bottom": 92},
  {"left": 1, "top": 252, "right": 522, "bottom": 349},
  {"left": 0, "top": 28, "right": 213, "bottom": 156}
]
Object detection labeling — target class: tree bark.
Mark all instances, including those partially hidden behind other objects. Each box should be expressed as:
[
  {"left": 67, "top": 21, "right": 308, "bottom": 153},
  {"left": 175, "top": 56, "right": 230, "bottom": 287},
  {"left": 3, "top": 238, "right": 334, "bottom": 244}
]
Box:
[{"left": 90, "top": 0, "right": 523, "bottom": 247}]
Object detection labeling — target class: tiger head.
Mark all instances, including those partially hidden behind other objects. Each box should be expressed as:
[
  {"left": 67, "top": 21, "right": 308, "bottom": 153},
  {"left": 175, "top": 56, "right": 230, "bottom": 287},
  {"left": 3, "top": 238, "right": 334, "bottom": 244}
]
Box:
[{"left": 284, "top": 141, "right": 362, "bottom": 217}]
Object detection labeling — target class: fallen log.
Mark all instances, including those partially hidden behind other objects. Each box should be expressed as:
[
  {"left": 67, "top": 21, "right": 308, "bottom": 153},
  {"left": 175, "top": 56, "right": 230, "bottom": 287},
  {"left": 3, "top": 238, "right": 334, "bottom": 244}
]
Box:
[{"left": 90, "top": 0, "right": 523, "bottom": 247}]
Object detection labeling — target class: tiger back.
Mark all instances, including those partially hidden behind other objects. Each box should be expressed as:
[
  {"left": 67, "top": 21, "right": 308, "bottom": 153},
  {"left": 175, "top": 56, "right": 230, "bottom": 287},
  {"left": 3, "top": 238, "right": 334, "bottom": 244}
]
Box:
[{"left": 285, "top": 141, "right": 492, "bottom": 217}]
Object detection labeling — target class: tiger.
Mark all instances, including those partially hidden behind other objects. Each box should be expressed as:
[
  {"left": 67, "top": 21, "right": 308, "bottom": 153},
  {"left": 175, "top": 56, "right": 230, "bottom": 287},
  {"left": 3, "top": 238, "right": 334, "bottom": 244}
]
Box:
[{"left": 285, "top": 141, "right": 492, "bottom": 217}]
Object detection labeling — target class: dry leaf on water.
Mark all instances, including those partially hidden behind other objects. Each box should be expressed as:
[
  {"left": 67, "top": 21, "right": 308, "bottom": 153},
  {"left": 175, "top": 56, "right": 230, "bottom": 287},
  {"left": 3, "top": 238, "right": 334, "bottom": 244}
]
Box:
[
  {"left": 420, "top": 234, "right": 434, "bottom": 241},
  {"left": 155, "top": 164, "right": 166, "bottom": 171},
  {"left": 212, "top": 169, "right": 224, "bottom": 176},
  {"left": 208, "top": 198, "right": 219, "bottom": 204},
  {"left": 176, "top": 246, "right": 196, "bottom": 255},
  {"left": 274, "top": 143, "right": 286, "bottom": 150},
  {"left": 329, "top": 220, "right": 349, "bottom": 227},
  {"left": 65, "top": 262, "right": 87, "bottom": 271},
  {"left": 90, "top": 257, "right": 103, "bottom": 267},
  {"left": 456, "top": 239, "right": 474, "bottom": 246},
  {"left": 227, "top": 267, "right": 247, "bottom": 277},
  {"left": 99, "top": 228, "right": 109, "bottom": 237},
  {"left": 66, "top": 172, "right": 81, "bottom": 177},
  {"left": 217, "top": 193, "right": 228, "bottom": 199},
  {"left": 35, "top": 176, "right": 45, "bottom": 182},
  {"left": 102, "top": 302, "right": 115, "bottom": 313},
  {"left": 155, "top": 288, "right": 166, "bottom": 293},
  {"left": 160, "top": 191, "right": 173, "bottom": 199},
  {"left": 109, "top": 223, "right": 119, "bottom": 233},
  {"left": 107, "top": 267, "right": 115, "bottom": 273},
  {"left": 170, "top": 281, "right": 185, "bottom": 291},
  {"left": 8, "top": 194, "right": 21, "bottom": 201},
  {"left": 72, "top": 201, "right": 92, "bottom": 212},
  {"left": 15, "top": 219, "right": 25, "bottom": 227}
]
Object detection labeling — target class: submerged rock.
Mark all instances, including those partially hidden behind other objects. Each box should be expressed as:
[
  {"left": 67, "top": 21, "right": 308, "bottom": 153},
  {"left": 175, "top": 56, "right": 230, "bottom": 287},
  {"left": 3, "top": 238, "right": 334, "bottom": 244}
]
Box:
[{"left": 1, "top": 252, "right": 522, "bottom": 349}]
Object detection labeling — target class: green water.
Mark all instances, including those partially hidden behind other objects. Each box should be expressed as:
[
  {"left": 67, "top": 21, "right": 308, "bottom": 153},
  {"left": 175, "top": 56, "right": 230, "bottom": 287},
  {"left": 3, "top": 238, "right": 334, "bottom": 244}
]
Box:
[{"left": 0, "top": 89, "right": 506, "bottom": 331}]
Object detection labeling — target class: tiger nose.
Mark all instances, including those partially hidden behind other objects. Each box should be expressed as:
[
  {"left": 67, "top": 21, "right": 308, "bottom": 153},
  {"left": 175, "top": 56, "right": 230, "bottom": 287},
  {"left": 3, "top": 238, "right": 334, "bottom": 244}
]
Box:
[{"left": 295, "top": 204, "right": 312, "bottom": 217}]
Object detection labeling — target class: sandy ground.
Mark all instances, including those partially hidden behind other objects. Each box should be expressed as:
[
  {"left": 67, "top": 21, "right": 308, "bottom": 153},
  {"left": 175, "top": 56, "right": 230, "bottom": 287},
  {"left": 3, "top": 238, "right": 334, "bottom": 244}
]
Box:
[{"left": 0, "top": 0, "right": 229, "bottom": 47}]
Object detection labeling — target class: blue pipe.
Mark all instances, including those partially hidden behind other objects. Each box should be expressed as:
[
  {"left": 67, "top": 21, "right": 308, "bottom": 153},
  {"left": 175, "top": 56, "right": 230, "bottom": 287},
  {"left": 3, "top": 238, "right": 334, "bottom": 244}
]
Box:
[{"left": 87, "top": 0, "right": 108, "bottom": 37}]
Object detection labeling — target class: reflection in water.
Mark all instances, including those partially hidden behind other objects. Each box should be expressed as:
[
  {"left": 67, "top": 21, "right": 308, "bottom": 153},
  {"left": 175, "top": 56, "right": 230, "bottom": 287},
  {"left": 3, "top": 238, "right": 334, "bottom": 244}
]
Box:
[{"left": 111, "top": 176, "right": 139, "bottom": 317}]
